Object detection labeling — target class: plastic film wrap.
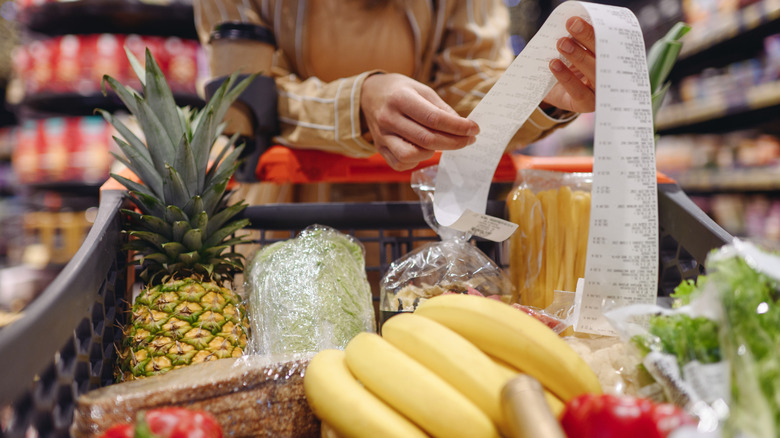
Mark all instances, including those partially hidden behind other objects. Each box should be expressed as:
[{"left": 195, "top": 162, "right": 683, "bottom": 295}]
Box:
[
  {"left": 71, "top": 354, "right": 319, "bottom": 438},
  {"left": 246, "top": 225, "right": 376, "bottom": 355},
  {"left": 506, "top": 169, "right": 592, "bottom": 309},
  {"left": 379, "top": 166, "right": 513, "bottom": 323}
]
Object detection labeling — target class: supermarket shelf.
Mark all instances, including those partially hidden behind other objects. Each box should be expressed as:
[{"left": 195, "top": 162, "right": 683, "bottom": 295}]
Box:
[
  {"left": 675, "top": 167, "right": 780, "bottom": 194},
  {"left": 671, "top": 0, "right": 780, "bottom": 79},
  {"left": 17, "top": 0, "right": 197, "bottom": 39},
  {"left": 655, "top": 80, "right": 780, "bottom": 134},
  {"left": 18, "top": 92, "right": 205, "bottom": 117}
]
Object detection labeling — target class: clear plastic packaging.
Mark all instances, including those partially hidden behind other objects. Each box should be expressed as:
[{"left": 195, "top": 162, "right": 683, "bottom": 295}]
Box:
[
  {"left": 379, "top": 166, "right": 514, "bottom": 325},
  {"left": 71, "top": 354, "right": 319, "bottom": 438},
  {"left": 604, "top": 239, "right": 780, "bottom": 437},
  {"left": 506, "top": 169, "right": 592, "bottom": 309},
  {"left": 245, "top": 225, "right": 376, "bottom": 355}
]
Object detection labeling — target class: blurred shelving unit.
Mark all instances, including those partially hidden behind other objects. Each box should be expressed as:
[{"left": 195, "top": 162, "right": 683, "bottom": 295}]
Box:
[
  {"left": 653, "top": 0, "right": 780, "bottom": 243},
  {"left": 1, "top": 0, "right": 205, "bottom": 319}
]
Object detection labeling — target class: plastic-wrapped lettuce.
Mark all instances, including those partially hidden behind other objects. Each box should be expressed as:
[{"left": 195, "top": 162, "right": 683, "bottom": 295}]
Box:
[{"left": 246, "top": 225, "right": 376, "bottom": 355}]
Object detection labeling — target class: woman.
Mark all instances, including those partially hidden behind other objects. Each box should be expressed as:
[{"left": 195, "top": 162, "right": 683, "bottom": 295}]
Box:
[{"left": 194, "top": 0, "right": 596, "bottom": 173}]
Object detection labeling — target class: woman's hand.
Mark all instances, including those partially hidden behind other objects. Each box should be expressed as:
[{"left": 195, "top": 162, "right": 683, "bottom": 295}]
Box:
[
  {"left": 361, "top": 73, "right": 479, "bottom": 171},
  {"left": 543, "top": 16, "right": 597, "bottom": 114}
]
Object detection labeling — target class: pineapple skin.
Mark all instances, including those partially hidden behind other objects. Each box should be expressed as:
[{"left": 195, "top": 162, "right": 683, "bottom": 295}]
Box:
[{"left": 117, "top": 278, "right": 249, "bottom": 382}]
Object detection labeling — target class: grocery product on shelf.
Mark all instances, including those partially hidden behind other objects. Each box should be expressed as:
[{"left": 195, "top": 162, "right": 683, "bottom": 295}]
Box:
[
  {"left": 103, "top": 50, "right": 252, "bottom": 381},
  {"left": 10, "top": 33, "right": 204, "bottom": 105},
  {"left": 11, "top": 116, "right": 115, "bottom": 185}
]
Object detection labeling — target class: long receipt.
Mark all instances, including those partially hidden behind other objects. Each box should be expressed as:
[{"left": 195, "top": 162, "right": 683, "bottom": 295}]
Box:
[{"left": 434, "top": 1, "right": 658, "bottom": 335}]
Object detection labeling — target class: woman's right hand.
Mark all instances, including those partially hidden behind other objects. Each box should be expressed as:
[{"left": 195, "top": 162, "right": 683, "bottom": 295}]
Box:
[{"left": 360, "top": 73, "right": 479, "bottom": 171}]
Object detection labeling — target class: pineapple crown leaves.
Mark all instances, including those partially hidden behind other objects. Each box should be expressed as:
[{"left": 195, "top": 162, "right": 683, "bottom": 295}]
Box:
[{"left": 100, "top": 47, "right": 258, "bottom": 285}]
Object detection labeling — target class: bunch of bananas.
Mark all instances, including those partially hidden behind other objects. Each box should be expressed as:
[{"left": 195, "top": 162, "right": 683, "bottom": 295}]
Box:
[{"left": 303, "top": 294, "right": 602, "bottom": 437}]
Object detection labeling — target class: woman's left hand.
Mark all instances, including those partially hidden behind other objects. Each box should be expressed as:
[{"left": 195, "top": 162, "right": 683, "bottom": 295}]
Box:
[{"left": 542, "top": 16, "right": 597, "bottom": 114}]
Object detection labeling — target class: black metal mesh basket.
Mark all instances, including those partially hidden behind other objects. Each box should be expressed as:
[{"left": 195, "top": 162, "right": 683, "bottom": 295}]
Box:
[{"left": 0, "top": 182, "right": 731, "bottom": 437}]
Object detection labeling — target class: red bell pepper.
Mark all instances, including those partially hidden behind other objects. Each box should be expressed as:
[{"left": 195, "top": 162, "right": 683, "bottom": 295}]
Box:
[
  {"left": 560, "top": 394, "right": 696, "bottom": 438},
  {"left": 99, "top": 407, "right": 223, "bottom": 438}
]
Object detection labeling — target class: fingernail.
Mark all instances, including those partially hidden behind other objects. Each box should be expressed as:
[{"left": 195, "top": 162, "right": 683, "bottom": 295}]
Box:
[
  {"left": 571, "top": 18, "right": 584, "bottom": 34},
  {"left": 467, "top": 136, "right": 477, "bottom": 145},
  {"left": 468, "top": 124, "right": 480, "bottom": 136},
  {"left": 550, "top": 59, "right": 564, "bottom": 72},
  {"left": 560, "top": 38, "right": 575, "bottom": 54}
]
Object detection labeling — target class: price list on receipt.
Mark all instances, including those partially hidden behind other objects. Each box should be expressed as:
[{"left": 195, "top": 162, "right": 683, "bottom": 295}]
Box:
[{"left": 434, "top": 1, "right": 658, "bottom": 336}]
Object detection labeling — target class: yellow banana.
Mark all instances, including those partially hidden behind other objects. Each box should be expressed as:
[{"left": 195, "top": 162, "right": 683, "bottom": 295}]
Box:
[
  {"left": 303, "top": 349, "right": 427, "bottom": 438},
  {"left": 344, "top": 332, "right": 500, "bottom": 438},
  {"left": 491, "top": 355, "right": 567, "bottom": 418},
  {"left": 381, "top": 313, "right": 510, "bottom": 432},
  {"left": 414, "top": 294, "right": 602, "bottom": 402}
]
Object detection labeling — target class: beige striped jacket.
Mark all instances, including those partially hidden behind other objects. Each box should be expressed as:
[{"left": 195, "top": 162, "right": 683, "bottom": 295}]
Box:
[{"left": 194, "top": 0, "right": 576, "bottom": 158}]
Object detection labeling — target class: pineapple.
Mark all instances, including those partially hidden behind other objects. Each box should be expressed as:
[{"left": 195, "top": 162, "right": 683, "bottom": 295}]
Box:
[{"left": 100, "top": 48, "right": 256, "bottom": 381}]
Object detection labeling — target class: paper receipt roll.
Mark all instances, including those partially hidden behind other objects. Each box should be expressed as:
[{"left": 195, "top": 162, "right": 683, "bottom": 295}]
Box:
[{"left": 434, "top": 1, "right": 659, "bottom": 335}]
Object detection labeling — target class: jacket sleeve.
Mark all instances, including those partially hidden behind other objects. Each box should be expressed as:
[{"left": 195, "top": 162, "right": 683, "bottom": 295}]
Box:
[
  {"left": 193, "top": 0, "right": 377, "bottom": 158},
  {"left": 433, "top": 0, "right": 577, "bottom": 150}
]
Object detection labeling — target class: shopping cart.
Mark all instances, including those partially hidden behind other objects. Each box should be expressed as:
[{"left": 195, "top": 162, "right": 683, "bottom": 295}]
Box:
[{"left": 0, "top": 153, "right": 731, "bottom": 437}]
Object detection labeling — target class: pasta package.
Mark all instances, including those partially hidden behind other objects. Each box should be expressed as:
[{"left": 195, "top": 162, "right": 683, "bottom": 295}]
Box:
[{"left": 507, "top": 169, "right": 592, "bottom": 309}]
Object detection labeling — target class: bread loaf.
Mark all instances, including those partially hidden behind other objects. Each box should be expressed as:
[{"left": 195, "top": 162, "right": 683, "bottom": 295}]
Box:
[{"left": 71, "top": 355, "right": 319, "bottom": 438}]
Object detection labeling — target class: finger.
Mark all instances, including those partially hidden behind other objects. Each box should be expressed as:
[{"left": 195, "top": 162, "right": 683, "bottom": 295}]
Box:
[
  {"left": 398, "top": 93, "right": 479, "bottom": 137},
  {"left": 392, "top": 115, "right": 476, "bottom": 152},
  {"left": 566, "top": 17, "right": 595, "bottom": 53},
  {"left": 376, "top": 136, "right": 436, "bottom": 171},
  {"left": 557, "top": 36, "right": 596, "bottom": 87},
  {"left": 549, "top": 59, "right": 595, "bottom": 112}
]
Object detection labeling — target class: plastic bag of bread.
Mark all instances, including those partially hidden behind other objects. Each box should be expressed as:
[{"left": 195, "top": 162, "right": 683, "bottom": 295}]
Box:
[
  {"left": 378, "top": 166, "right": 513, "bottom": 327},
  {"left": 71, "top": 354, "right": 319, "bottom": 438}
]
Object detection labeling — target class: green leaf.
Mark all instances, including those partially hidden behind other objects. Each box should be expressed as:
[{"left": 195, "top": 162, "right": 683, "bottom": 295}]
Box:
[
  {"left": 203, "top": 219, "right": 251, "bottom": 248},
  {"left": 190, "top": 106, "right": 216, "bottom": 190},
  {"left": 200, "top": 178, "right": 230, "bottom": 219},
  {"left": 206, "top": 202, "right": 247, "bottom": 237},
  {"left": 182, "top": 228, "right": 203, "bottom": 251},
  {"left": 101, "top": 76, "right": 140, "bottom": 115},
  {"left": 109, "top": 141, "right": 163, "bottom": 198},
  {"left": 205, "top": 144, "right": 244, "bottom": 193},
  {"left": 651, "top": 81, "right": 672, "bottom": 120},
  {"left": 142, "top": 48, "right": 185, "bottom": 150},
  {"left": 164, "top": 164, "right": 191, "bottom": 209},
  {"left": 184, "top": 195, "right": 209, "bottom": 222},
  {"left": 164, "top": 205, "right": 189, "bottom": 224},
  {"left": 141, "top": 252, "right": 170, "bottom": 265},
  {"left": 110, "top": 173, "right": 157, "bottom": 201},
  {"left": 207, "top": 133, "right": 241, "bottom": 183},
  {"left": 162, "top": 241, "right": 188, "bottom": 259},
  {"left": 128, "top": 230, "right": 167, "bottom": 250},
  {"left": 130, "top": 194, "right": 167, "bottom": 219},
  {"left": 646, "top": 22, "right": 690, "bottom": 93},
  {"left": 178, "top": 251, "right": 200, "bottom": 265},
  {"left": 138, "top": 214, "right": 173, "bottom": 238},
  {"left": 134, "top": 94, "right": 176, "bottom": 178},
  {"left": 175, "top": 136, "right": 198, "bottom": 197},
  {"left": 191, "top": 209, "right": 208, "bottom": 232},
  {"left": 215, "top": 74, "right": 258, "bottom": 126},
  {"left": 124, "top": 47, "right": 146, "bottom": 87},
  {"left": 172, "top": 220, "right": 190, "bottom": 243}
]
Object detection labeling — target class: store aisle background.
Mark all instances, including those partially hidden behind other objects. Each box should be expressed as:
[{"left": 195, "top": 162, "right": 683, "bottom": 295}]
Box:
[{"left": 0, "top": 0, "right": 778, "bottom": 315}]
